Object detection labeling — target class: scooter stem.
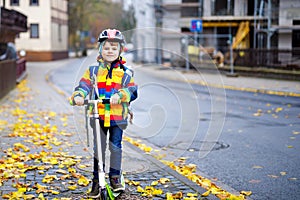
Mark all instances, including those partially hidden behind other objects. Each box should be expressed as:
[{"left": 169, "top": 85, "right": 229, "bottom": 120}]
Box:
[{"left": 92, "top": 100, "right": 106, "bottom": 189}]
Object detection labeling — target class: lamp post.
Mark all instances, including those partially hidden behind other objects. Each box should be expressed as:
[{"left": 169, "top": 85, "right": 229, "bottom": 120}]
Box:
[{"left": 226, "top": 33, "right": 238, "bottom": 77}]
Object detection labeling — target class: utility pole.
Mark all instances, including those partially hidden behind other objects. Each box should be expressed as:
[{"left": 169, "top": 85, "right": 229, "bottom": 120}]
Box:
[
  {"left": 154, "top": 0, "right": 163, "bottom": 65},
  {"left": 198, "top": 0, "right": 203, "bottom": 17},
  {"left": 227, "top": 0, "right": 231, "bottom": 15},
  {"left": 197, "top": 0, "right": 203, "bottom": 46},
  {"left": 253, "top": 0, "right": 257, "bottom": 49},
  {"left": 267, "top": 0, "right": 272, "bottom": 49}
]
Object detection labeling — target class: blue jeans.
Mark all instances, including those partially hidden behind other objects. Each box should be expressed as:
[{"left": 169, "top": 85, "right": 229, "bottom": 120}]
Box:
[{"left": 91, "top": 120, "right": 123, "bottom": 180}]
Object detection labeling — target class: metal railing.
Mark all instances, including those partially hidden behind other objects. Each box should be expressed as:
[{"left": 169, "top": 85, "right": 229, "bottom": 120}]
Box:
[
  {"left": 233, "top": 48, "right": 300, "bottom": 70},
  {"left": 0, "top": 60, "right": 16, "bottom": 99},
  {"left": 16, "top": 58, "right": 26, "bottom": 83}
]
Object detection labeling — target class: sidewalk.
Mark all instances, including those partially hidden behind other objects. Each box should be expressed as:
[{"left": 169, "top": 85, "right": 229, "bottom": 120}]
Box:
[
  {"left": 134, "top": 64, "right": 300, "bottom": 97},
  {"left": 0, "top": 61, "right": 212, "bottom": 200}
]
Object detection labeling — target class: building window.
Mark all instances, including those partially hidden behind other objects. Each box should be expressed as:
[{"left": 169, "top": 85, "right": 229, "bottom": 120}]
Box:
[
  {"left": 10, "top": 0, "right": 19, "bottom": 6},
  {"left": 212, "top": 0, "right": 234, "bottom": 16},
  {"left": 292, "top": 20, "right": 300, "bottom": 56},
  {"left": 30, "top": 24, "right": 39, "bottom": 38},
  {"left": 30, "top": 0, "right": 39, "bottom": 6},
  {"left": 181, "top": 7, "right": 199, "bottom": 17}
]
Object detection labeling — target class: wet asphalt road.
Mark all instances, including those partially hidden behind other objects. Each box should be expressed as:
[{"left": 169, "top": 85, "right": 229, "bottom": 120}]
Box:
[{"left": 50, "top": 56, "right": 300, "bottom": 200}]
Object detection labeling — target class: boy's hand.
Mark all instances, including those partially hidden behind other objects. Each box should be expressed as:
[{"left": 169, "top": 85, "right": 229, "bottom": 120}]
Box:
[
  {"left": 74, "top": 96, "right": 84, "bottom": 106},
  {"left": 111, "top": 93, "right": 121, "bottom": 104}
]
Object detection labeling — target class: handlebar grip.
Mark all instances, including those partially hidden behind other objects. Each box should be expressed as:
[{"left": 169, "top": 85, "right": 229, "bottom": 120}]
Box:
[{"left": 69, "top": 97, "right": 76, "bottom": 106}]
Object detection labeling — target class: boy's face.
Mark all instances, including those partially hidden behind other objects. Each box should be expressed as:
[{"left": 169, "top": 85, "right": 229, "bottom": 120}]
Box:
[{"left": 101, "top": 41, "right": 120, "bottom": 63}]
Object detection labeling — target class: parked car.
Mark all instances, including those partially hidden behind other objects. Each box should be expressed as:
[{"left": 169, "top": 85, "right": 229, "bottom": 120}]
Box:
[{"left": 0, "top": 42, "right": 27, "bottom": 83}]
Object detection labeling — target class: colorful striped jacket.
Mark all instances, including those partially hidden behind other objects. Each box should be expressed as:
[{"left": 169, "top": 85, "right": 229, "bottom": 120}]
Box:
[{"left": 72, "top": 57, "right": 137, "bottom": 127}]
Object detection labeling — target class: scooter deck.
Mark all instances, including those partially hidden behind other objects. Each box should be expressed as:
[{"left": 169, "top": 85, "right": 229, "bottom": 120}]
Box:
[{"left": 106, "top": 184, "right": 124, "bottom": 199}]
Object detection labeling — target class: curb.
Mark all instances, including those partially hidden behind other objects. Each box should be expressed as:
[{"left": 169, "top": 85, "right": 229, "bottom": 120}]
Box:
[
  {"left": 45, "top": 71, "right": 70, "bottom": 99},
  {"left": 123, "top": 138, "right": 255, "bottom": 200},
  {"left": 218, "top": 66, "right": 300, "bottom": 81},
  {"left": 178, "top": 78, "right": 300, "bottom": 98},
  {"left": 123, "top": 140, "right": 219, "bottom": 200}
]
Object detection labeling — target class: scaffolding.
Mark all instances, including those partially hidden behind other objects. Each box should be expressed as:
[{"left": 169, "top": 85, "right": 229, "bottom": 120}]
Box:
[{"left": 253, "top": 0, "right": 274, "bottom": 49}]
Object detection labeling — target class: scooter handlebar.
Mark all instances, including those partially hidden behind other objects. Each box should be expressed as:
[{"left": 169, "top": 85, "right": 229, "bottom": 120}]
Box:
[{"left": 84, "top": 99, "right": 110, "bottom": 105}]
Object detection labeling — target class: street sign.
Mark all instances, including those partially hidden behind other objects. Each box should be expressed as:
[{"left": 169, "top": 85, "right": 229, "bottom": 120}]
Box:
[{"left": 190, "top": 19, "right": 203, "bottom": 32}]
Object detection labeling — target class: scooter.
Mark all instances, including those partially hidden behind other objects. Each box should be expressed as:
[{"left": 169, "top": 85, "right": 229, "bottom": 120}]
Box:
[{"left": 84, "top": 98, "right": 123, "bottom": 200}]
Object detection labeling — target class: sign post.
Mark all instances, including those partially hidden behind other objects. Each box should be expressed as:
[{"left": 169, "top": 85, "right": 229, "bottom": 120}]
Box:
[
  {"left": 190, "top": 19, "right": 203, "bottom": 33},
  {"left": 188, "top": 20, "right": 203, "bottom": 69},
  {"left": 191, "top": 20, "right": 202, "bottom": 46}
]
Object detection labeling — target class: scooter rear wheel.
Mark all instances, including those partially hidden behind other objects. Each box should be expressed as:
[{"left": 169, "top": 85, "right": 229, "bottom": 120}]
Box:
[{"left": 99, "top": 188, "right": 108, "bottom": 200}]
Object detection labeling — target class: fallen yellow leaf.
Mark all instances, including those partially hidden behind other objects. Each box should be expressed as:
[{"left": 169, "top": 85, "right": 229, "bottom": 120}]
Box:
[
  {"left": 159, "top": 178, "right": 170, "bottom": 184},
  {"left": 78, "top": 175, "right": 90, "bottom": 186},
  {"left": 240, "top": 190, "right": 252, "bottom": 196},
  {"left": 253, "top": 112, "right": 261, "bottom": 116},
  {"left": 268, "top": 174, "right": 279, "bottom": 178},
  {"left": 201, "top": 190, "right": 211, "bottom": 197},
  {"left": 280, "top": 171, "right": 287, "bottom": 176},
  {"left": 293, "top": 131, "right": 299, "bottom": 135},
  {"left": 275, "top": 107, "right": 283, "bottom": 113},
  {"left": 50, "top": 190, "right": 60, "bottom": 195},
  {"left": 252, "top": 165, "right": 263, "bottom": 169},
  {"left": 127, "top": 180, "right": 140, "bottom": 186},
  {"left": 152, "top": 188, "right": 163, "bottom": 195},
  {"left": 42, "top": 174, "right": 58, "bottom": 183},
  {"left": 38, "top": 193, "right": 46, "bottom": 200},
  {"left": 68, "top": 185, "right": 77, "bottom": 190},
  {"left": 136, "top": 186, "right": 144, "bottom": 193},
  {"left": 48, "top": 111, "right": 57, "bottom": 118},
  {"left": 56, "top": 169, "right": 67, "bottom": 174},
  {"left": 172, "top": 191, "right": 183, "bottom": 198},
  {"left": 186, "top": 193, "right": 198, "bottom": 197},
  {"left": 288, "top": 177, "right": 297, "bottom": 181},
  {"left": 14, "top": 143, "right": 30, "bottom": 152},
  {"left": 151, "top": 181, "right": 159, "bottom": 186},
  {"left": 166, "top": 193, "right": 174, "bottom": 200}
]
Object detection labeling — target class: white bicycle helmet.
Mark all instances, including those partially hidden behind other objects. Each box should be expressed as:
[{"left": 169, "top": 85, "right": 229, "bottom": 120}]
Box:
[{"left": 98, "top": 29, "right": 125, "bottom": 46}]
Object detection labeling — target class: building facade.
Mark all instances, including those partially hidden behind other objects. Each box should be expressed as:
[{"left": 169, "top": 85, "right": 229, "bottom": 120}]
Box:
[
  {"left": 2, "top": 0, "right": 68, "bottom": 61},
  {"left": 277, "top": 0, "right": 300, "bottom": 49},
  {"left": 132, "top": 0, "right": 300, "bottom": 64},
  {"left": 131, "top": 0, "right": 157, "bottom": 63}
]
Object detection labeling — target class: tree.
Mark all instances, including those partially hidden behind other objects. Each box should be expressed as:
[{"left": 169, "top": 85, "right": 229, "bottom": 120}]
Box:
[{"left": 68, "top": 0, "right": 136, "bottom": 55}]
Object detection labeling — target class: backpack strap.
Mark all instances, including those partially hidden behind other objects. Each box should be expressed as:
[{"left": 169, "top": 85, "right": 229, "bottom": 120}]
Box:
[
  {"left": 120, "top": 63, "right": 134, "bottom": 88},
  {"left": 89, "top": 65, "right": 99, "bottom": 83},
  {"left": 89, "top": 65, "right": 99, "bottom": 100}
]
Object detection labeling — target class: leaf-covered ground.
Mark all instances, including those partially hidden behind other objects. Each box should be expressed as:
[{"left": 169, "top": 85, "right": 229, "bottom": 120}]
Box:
[
  {"left": 0, "top": 80, "right": 253, "bottom": 199},
  {"left": 0, "top": 81, "right": 148, "bottom": 199}
]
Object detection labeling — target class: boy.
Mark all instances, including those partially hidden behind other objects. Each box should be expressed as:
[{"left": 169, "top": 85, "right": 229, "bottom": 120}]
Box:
[{"left": 70, "top": 29, "right": 138, "bottom": 198}]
